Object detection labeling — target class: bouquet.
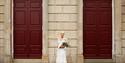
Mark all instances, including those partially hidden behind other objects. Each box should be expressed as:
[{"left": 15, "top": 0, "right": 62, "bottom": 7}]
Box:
[{"left": 62, "top": 42, "right": 69, "bottom": 47}]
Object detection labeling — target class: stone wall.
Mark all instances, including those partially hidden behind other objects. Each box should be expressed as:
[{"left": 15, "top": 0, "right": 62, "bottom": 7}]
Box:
[
  {"left": 122, "top": 0, "right": 125, "bottom": 56},
  {"left": 0, "top": 0, "right": 5, "bottom": 63},
  {"left": 0, "top": 0, "right": 125, "bottom": 63},
  {"left": 121, "top": 0, "right": 125, "bottom": 63},
  {"left": 47, "top": 0, "right": 79, "bottom": 63}
]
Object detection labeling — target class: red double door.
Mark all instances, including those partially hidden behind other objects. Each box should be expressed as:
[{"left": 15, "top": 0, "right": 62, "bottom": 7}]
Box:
[
  {"left": 14, "top": 0, "right": 42, "bottom": 58},
  {"left": 83, "top": 0, "right": 112, "bottom": 59}
]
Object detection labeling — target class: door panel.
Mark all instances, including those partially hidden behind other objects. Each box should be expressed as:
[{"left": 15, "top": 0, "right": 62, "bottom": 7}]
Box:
[
  {"left": 83, "top": 0, "right": 112, "bottom": 59},
  {"left": 14, "top": 0, "right": 42, "bottom": 59}
]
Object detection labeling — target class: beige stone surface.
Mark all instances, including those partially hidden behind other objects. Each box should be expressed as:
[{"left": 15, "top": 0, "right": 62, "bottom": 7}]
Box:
[
  {"left": 48, "top": 48, "right": 56, "bottom": 55},
  {"left": 115, "top": 40, "right": 122, "bottom": 55},
  {"left": 0, "top": 6, "right": 4, "bottom": 13},
  {"left": 48, "top": 0, "right": 55, "bottom": 5},
  {"left": 0, "top": 39, "right": 3, "bottom": 47},
  {"left": 48, "top": 39, "right": 77, "bottom": 47},
  {"left": 62, "top": 6, "right": 77, "bottom": 13},
  {"left": 0, "top": 0, "right": 4, "bottom": 5},
  {"left": 122, "top": 7, "right": 125, "bottom": 13},
  {"left": 49, "top": 14, "right": 77, "bottom": 21},
  {"left": 77, "top": 54, "right": 84, "bottom": 63},
  {"left": 48, "top": 39, "right": 57, "bottom": 47},
  {"left": 14, "top": 59, "right": 42, "bottom": 63},
  {"left": 42, "top": 55, "right": 49, "bottom": 63},
  {"left": 122, "top": 40, "right": 125, "bottom": 47},
  {"left": 48, "top": 0, "right": 77, "bottom": 5},
  {"left": 54, "top": 0, "right": 70, "bottom": 5},
  {"left": 0, "top": 31, "right": 3, "bottom": 38},
  {"left": 48, "top": 31, "right": 77, "bottom": 39},
  {"left": 122, "top": 31, "right": 125, "bottom": 38},
  {"left": 115, "top": 55, "right": 124, "bottom": 63},
  {"left": 66, "top": 48, "right": 77, "bottom": 55},
  {"left": 0, "top": 23, "right": 3, "bottom": 30},
  {"left": 49, "top": 6, "right": 77, "bottom": 13},
  {"left": 48, "top": 55, "right": 56, "bottom": 63},
  {"left": 122, "top": 0, "right": 125, "bottom": 5},
  {"left": 49, "top": 6, "right": 62, "bottom": 13},
  {"left": 0, "top": 14, "right": 4, "bottom": 21},
  {"left": 49, "top": 23, "right": 77, "bottom": 30},
  {"left": 122, "top": 15, "right": 125, "bottom": 22},
  {"left": 122, "top": 23, "right": 125, "bottom": 30},
  {"left": 122, "top": 48, "right": 125, "bottom": 55}
]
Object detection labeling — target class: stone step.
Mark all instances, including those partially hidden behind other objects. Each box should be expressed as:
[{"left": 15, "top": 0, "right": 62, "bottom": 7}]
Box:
[
  {"left": 14, "top": 59, "right": 42, "bottom": 63},
  {"left": 84, "top": 59, "right": 114, "bottom": 63}
]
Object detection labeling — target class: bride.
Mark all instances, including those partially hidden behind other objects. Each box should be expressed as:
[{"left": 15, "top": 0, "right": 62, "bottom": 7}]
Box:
[{"left": 56, "top": 32, "right": 68, "bottom": 63}]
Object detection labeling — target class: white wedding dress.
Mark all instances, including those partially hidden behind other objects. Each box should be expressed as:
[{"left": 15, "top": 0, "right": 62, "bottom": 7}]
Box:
[{"left": 56, "top": 38, "right": 67, "bottom": 63}]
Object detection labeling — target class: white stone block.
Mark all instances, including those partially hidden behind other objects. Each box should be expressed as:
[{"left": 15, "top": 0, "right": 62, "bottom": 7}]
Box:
[
  {"left": 0, "top": 47, "right": 4, "bottom": 63},
  {"left": 122, "top": 48, "right": 125, "bottom": 55},
  {"left": 48, "top": 39, "right": 57, "bottom": 47},
  {"left": 62, "top": 6, "right": 77, "bottom": 13},
  {"left": 71, "top": 54, "right": 77, "bottom": 63},
  {"left": 49, "top": 6, "right": 77, "bottom": 13},
  {"left": 69, "top": 0, "right": 77, "bottom": 5},
  {"left": 122, "top": 0, "right": 125, "bottom": 5},
  {"left": 122, "top": 7, "right": 125, "bottom": 13},
  {"left": 0, "top": 14, "right": 4, "bottom": 21},
  {"left": 116, "top": 55, "right": 123, "bottom": 63},
  {"left": 0, "top": 6, "right": 4, "bottom": 13},
  {"left": 115, "top": 41, "right": 122, "bottom": 54},
  {"left": 66, "top": 48, "right": 77, "bottom": 55},
  {"left": 122, "top": 15, "right": 125, "bottom": 22},
  {"left": 48, "top": 39, "right": 77, "bottom": 47},
  {"left": 122, "top": 23, "right": 125, "bottom": 30},
  {"left": 49, "top": 14, "right": 55, "bottom": 21},
  {"left": 49, "top": 14, "right": 77, "bottom": 21},
  {"left": 69, "top": 14, "right": 77, "bottom": 21},
  {"left": 55, "top": 0, "right": 70, "bottom": 5},
  {"left": 48, "top": 48, "right": 55, "bottom": 55},
  {"left": 48, "top": 30, "right": 77, "bottom": 38},
  {"left": 49, "top": 22, "right": 77, "bottom": 30},
  {"left": 14, "top": 59, "right": 42, "bottom": 63},
  {"left": 48, "top": 6, "right": 63, "bottom": 13},
  {"left": 0, "top": 0, "right": 4, "bottom": 5},
  {"left": 0, "top": 23, "right": 4, "bottom": 30},
  {"left": 69, "top": 40, "right": 77, "bottom": 47},
  {"left": 48, "top": 0, "right": 56, "bottom": 4},
  {"left": 0, "top": 39, "right": 3, "bottom": 47},
  {"left": 122, "top": 31, "right": 125, "bottom": 39},
  {"left": 70, "top": 48, "right": 77, "bottom": 54},
  {"left": 55, "top": 14, "right": 70, "bottom": 21},
  {"left": 122, "top": 40, "right": 125, "bottom": 47},
  {"left": 0, "top": 31, "right": 3, "bottom": 38},
  {"left": 49, "top": 55, "right": 56, "bottom": 63}
]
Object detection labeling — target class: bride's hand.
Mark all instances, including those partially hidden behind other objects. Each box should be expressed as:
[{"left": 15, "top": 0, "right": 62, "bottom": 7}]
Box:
[{"left": 59, "top": 45, "right": 65, "bottom": 48}]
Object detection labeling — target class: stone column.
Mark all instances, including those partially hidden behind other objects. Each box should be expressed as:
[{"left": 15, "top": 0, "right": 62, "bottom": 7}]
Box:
[
  {"left": 114, "top": 0, "right": 123, "bottom": 63},
  {"left": 4, "top": 0, "right": 13, "bottom": 63},
  {"left": 42, "top": 0, "right": 49, "bottom": 63},
  {"left": 77, "top": 0, "right": 84, "bottom": 63},
  {"left": 0, "top": 0, "right": 5, "bottom": 63}
]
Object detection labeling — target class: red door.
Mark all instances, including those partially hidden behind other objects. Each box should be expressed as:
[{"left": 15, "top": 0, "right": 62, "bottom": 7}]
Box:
[
  {"left": 83, "top": 0, "right": 112, "bottom": 59},
  {"left": 14, "top": 0, "right": 42, "bottom": 58}
]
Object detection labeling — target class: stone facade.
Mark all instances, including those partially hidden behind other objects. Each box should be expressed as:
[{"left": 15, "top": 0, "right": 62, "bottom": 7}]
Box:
[
  {"left": 0, "top": 0, "right": 5, "bottom": 63},
  {"left": 0, "top": 0, "right": 125, "bottom": 63}
]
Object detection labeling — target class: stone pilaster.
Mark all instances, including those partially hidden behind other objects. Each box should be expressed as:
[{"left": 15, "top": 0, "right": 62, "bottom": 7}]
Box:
[
  {"left": 77, "top": 54, "right": 84, "bottom": 63},
  {"left": 42, "top": 55, "right": 49, "bottom": 63}
]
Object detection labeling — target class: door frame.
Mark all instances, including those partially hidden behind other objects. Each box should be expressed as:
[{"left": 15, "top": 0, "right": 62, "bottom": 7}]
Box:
[
  {"left": 77, "top": 0, "right": 121, "bottom": 60},
  {"left": 83, "top": 0, "right": 113, "bottom": 59},
  {"left": 10, "top": 0, "right": 49, "bottom": 59}
]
